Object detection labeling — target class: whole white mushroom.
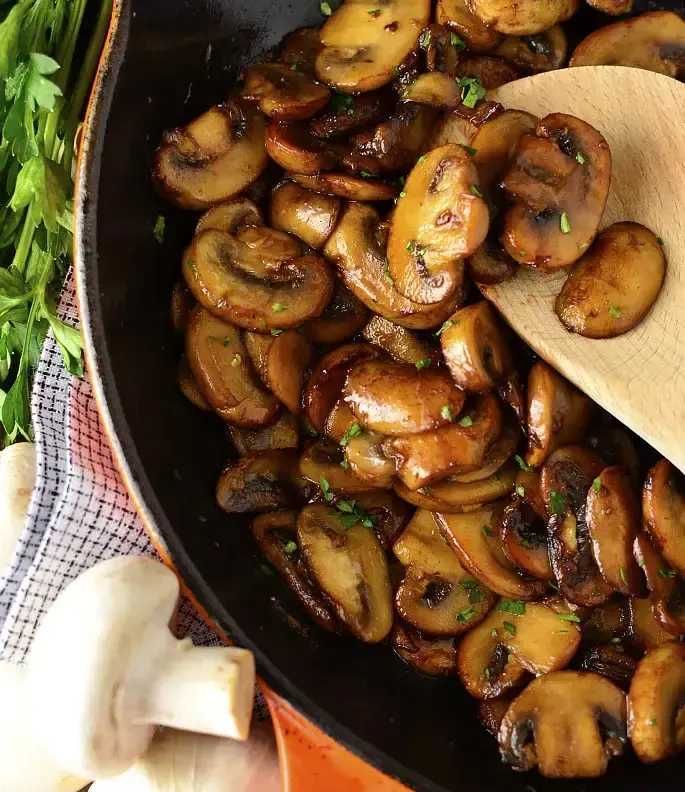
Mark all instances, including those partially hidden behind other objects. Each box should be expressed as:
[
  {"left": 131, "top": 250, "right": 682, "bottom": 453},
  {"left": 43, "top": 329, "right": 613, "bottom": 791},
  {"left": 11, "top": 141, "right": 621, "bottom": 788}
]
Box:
[{"left": 28, "top": 556, "right": 255, "bottom": 780}]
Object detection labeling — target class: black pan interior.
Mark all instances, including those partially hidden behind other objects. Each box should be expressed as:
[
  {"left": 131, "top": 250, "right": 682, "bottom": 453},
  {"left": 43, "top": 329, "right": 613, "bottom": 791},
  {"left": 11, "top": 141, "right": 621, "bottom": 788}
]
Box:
[{"left": 79, "top": 0, "right": 685, "bottom": 789}]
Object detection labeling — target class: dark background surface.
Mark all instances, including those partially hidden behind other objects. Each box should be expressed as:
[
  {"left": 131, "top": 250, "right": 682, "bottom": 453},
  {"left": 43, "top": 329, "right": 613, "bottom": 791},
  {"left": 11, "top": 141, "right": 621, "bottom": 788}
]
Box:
[{"left": 80, "top": 1, "right": 685, "bottom": 789}]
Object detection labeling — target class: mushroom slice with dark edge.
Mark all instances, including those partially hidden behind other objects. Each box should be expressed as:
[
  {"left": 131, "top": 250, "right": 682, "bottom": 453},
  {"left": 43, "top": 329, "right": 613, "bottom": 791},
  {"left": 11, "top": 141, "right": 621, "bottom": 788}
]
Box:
[
  {"left": 580, "top": 645, "right": 637, "bottom": 691},
  {"left": 457, "top": 600, "right": 581, "bottom": 698},
  {"left": 467, "top": 0, "right": 579, "bottom": 35},
  {"left": 643, "top": 458, "right": 685, "bottom": 577},
  {"left": 585, "top": 0, "right": 632, "bottom": 14},
  {"left": 383, "top": 392, "right": 503, "bottom": 490},
  {"left": 629, "top": 596, "right": 677, "bottom": 653},
  {"left": 499, "top": 671, "right": 627, "bottom": 777},
  {"left": 243, "top": 331, "right": 273, "bottom": 382},
  {"left": 354, "top": 490, "right": 409, "bottom": 550},
  {"left": 400, "top": 72, "right": 462, "bottom": 110},
  {"left": 435, "top": 0, "right": 503, "bottom": 52},
  {"left": 454, "top": 56, "right": 519, "bottom": 89},
  {"left": 185, "top": 308, "right": 280, "bottom": 427},
  {"left": 260, "top": 330, "right": 314, "bottom": 415},
  {"left": 176, "top": 357, "right": 211, "bottom": 411},
  {"left": 500, "top": 498, "right": 553, "bottom": 581},
  {"left": 183, "top": 230, "right": 334, "bottom": 332},
  {"left": 440, "top": 301, "right": 513, "bottom": 393},
  {"left": 449, "top": 414, "right": 520, "bottom": 483},
  {"left": 310, "top": 90, "right": 393, "bottom": 139},
  {"left": 270, "top": 182, "right": 341, "bottom": 250},
  {"left": 302, "top": 283, "right": 368, "bottom": 345},
  {"left": 250, "top": 510, "right": 340, "bottom": 632},
  {"left": 264, "top": 122, "right": 341, "bottom": 175},
  {"left": 393, "top": 509, "right": 496, "bottom": 635},
  {"left": 588, "top": 423, "right": 641, "bottom": 492},
  {"left": 394, "top": 460, "right": 516, "bottom": 513},
  {"left": 299, "top": 438, "right": 377, "bottom": 494},
  {"left": 195, "top": 196, "right": 265, "bottom": 236},
  {"left": 467, "top": 236, "right": 518, "bottom": 285},
  {"left": 296, "top": 503, "right": 393, "bottom": 642},
  {"left": 494, "top": 25, "right": 568, "bottom": 73},
  {"left": 323, "top": 202, "right": 464, "bottom": 330},
  {"left": 512, "top": 467, "right": 548, "bottom": 519},
  {"left": 587, "top": 466, "right": 644, "bottom": 596},
  {"left": 303, "top": 343, "right": 383, "bottom": 434},
  {"left": 525, "top": 360, "right": 595, "bottom": 468},
  {"left": 583, "top": 596, "right": 630, "bottom": 645},
  {"left": 628, "top": 641, "right": 685, "bottom": 763},
  {"left": 633, "top": 533, "right": 685, "bottom": 637},
  {"left": 479, "top": 696, "right": 515, "bottom": 737},
  {"left": 438, "top": 506, "right": 548, "bottom": 599},
  {"left": 288, "top": 171, "right": 399, "bottom": 201},
  {"left": 570, "top": 11, "right": 685, "bottom": 77},
  {"left": 392, "top": 622, "right": 459, "bottom": 675},
  {"left": 315, "top": 0, "right": 431, "bottom": 93},
  {"left": 228, "top": 411, "right": 299, "bottom": 455},
  {"left": 500, "top": 113, "right": 611, "bottom": 271},
  {"left": 344, "top": 430, "right": 397, "bottom": 489},
  {"left": 421, "top": 24, "right": 461, "bottom": 76},
  {"left": 171, "top": 280, "right": 195, "bottom": 335},
  {"left": 241, "top": 63, "right": 330, "bottom": 121},
  {"left": 387, "top": 143, "right": 489, "bottom": 305},
  {"left": 361, "top": 315, "right": 439, "bottom": 368},
  {"left": 280, "top": 27, "right": 324, "bottom": 74},
  {"left": 555, "top": 222, "right": 666, "bottom": 339},
  {"left": 343, "top": 359, "right": 466, "bottom": 436},
  {"left": 153, "top": 99, "right": 268, "bottom": 210},
  {"left": 216, "top": 450, "right": 305, "bottom": 513}
]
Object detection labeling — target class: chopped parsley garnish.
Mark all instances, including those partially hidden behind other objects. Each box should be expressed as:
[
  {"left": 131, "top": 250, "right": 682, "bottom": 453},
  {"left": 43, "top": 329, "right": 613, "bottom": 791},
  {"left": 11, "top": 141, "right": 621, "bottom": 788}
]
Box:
[
  {"left": 558, "top": 613, "right": 582, "bottom": 623},
  {"left": 461, "top": 581, "right": 485, "bottom": 604},
  {"left": 482, "top": 524, "right": 493, "bottom": 538},
  {"left": 406, "top": 240, "right": 416, "bottom": 252},
  {"left": 417, "top": 155, "right": 426, "bottom": 165},
  {"left": 575, "top": 152, "right": 586, "bottom": 165},
  {"left": 450, "top": 32, "right": 466, "bottom": 50},
  {"left": 153, "top": 215, "right": 165, "bottom": 244},
  {"left": 320, "top": 1, "right": 333, "bottom": 15},
  {"left": 272, "top": 302, "right": 287, "bottom": 313},
  {"left": 419, "top": 30, "right": 432, "bottom": 48},
  {"left": 649, "top": 718, "right": 657, "bottom": 726},
  {"left": 260, "top": 564, "right": 274, "bottom": 576},
  {"left": 657, "top": 236, "right": 664, "bottom": 246},
  {"left": 320, "top": 476, "right": 334, "bottom": 502},
  {"left": 484, "top": 667, "right": 491, "bottom": 680},
  {"left": 340, "top": 458, "right": 349, "bottom": 469},
  {"left": 383, "top": 257, "right": 394, "bottom": 286},
  {"left": 456, "top": 76, "right": 486, "bottom": 109},
  {"left": 503, "top": 621, "right": 516, "bottom": 636},
  {"left": 399, "top": 190, "right": 407, "bottom": 198},
  {"left": 609, "top": 305, "right": 622, "bottom": 319},
  {"left": 592, "top": 477, "right": 602, "bottom": 492},
  {"left": 658, "top": 568, "right": 678, "bottom": 578},
  {"left": 461, "top": 144, "right": 478, "bottom": 157},
  {"left": 491, "top": 628, "right": 498, "bottom": 638},
  {"left": 392, "top": 66, "right": 400, "bottom": 76},
  {"left": 340, "top": 422, "right": 364, "bottom": 446},
  {"left": 548, "top": 581, "right": 560, "bottom": 592},
  {"left": 493, "top": 471, "right": 502, "bottom": 481},
  {"left": 417, "top": 244, "right": 430, "bottom": 257},
  {"left": 415, "top": 358, "right": 431, "bottom": 370},
  {"left": 459, "top": 415, "right": 473, "bottom": 427},
  {"left": 368, "top": 8, "right": 381, "bottom": 16},
  {"left": 560, "top": 212, "right": 571, "bottom": 234},
  {"left": 514, "top": 454, "right": 533, "bottom": 472},
  {"left": 549, "top": 489, "right": 566, "bottom": 515},
  {"left": 515, "top": 483, "right": 525, "bottom": 498},
  {"left": 290, "top": 63, "right": 301, "bottom": 72},
  {"left": 520, "top": 539, "right": 533, "bottom": 549},
  {"left": 620, "top": 566, "right": 628, "bottom": 585},
  {"left": 441, "top": 405, "right": 453, "bottom": 421},
  {"left": 271, "top": 329, "right": 284, "bottom": 336},
  {"left": 470, "top": 185, "right": 484, "bottom": 198},
  {"left": 435, "top": 320, "right": 456, "bottom": 336},
  {"left": 283, "top": 540, "right": 298, "bottom": 554},
  {"left": 498, "top": 600, "right": 526, "bottom": 616},
  {"left": 457, "top": 606, "right": 477, "bottom": 623}
]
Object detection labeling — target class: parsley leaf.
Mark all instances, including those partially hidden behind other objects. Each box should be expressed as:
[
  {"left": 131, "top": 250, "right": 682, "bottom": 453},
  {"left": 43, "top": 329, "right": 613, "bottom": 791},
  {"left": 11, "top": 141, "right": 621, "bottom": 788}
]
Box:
[
  {"left": 514, "top": 454, "right": 533, "bottom": 472},
  {"left": 558, "top": 612, "right": 582, "bottom": 622},
  {"left": 153, "top": 215, "right": 165, "bottom": 244},
  {"left": 320, "top": 1, "right": 333, "bottom": 16},
  {"left": 609, "top": 305, "right": 622, "bottom": 319},
  {"left": 456, "top": 76, "right": 486, "bottom": 109},
  {"left": 415, "top": 358, "right": 431, "bottom": 370},
  {"left": 459, "top": 415, "right": 473, "bottom": 427},
  {"left": 498, "top": 600, "right": 526, "bottom": 616},
  {"left": 441, "top": 405, "right": 453, "bottom": 421},
  {"left": 549, "top": 489, "right": 566, "bottom": 515},
  {"left": 503, "top": 621, "right": 516, "bottom": 636},
  {"left": 283, "top": 540, "right": 298, "bottom": 554},
  {"left": 592, "top": 477, "right": 602, "bottom": 492},
  {"left": 340, "top": 421, "right": 364, "bottom": 446},
  {"left": 560, "top": 212, "right": 571, "bottom": 234}
]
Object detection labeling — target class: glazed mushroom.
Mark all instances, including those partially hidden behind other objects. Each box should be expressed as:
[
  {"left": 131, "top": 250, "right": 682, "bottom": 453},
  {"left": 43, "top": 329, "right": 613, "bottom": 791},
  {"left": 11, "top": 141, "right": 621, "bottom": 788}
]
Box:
[
  {"left": 270, "top": 181, "right": 341, "bottom": 250},
  {"left": 585, "top": 0, "right": 633, "bottom": 14},
  {"left": 170, "top": 279, "right": 195, "bottom": 335},
  {"left": 421, "top": 23, "right": 461, "bottom": 76},
  {"left": 343, "top": 429, "right": 397, "bottom": 489},
  {"left": 310, "top": 90, "right": 393, "bottom": 139},
  {"left": 353, "top": 490, "right": 410, "bottom": 550},
  {"left": 393, "top": 509, "right": 496, "bottom": 635},
  {"left": 361, "top": 315, "right": 439, "bottom": 368},
  {"left": 494, "top": 25, "right": 568, "bottom": 73},
  {"left": 467, "top": 0, "right": 579, "bottom": 36},
  {"left": 177, "top": 357, "right": 212, "bottom": 411},
  {"left": 479, "top": 696, "right": 515, "bottom": 737},
  {"left": 185, "top": 308, "right": 280, "bottom": 427},
  {"left": 435, "top": 0, "right": 503, "bottom": 52},
  {"left": 454, "top": 55, "right": 519, "bottom": 89},
  {"left": 27, "top": 557, "right": 255, "bottom": 778},
  {"left": 457, "top": 600, "right": 581, "bottom": 698},
  {"left": 315, "top": 0, "right": 431, "bottom": 93},
  {"left": 580, "top": 645, "right": 637, "bottom": 691},
  {"left": 343, "top": 359, "right": 466, "bottom": 435},
  {"left": 261, "top": 329, "right": 314, "bottom": 414},
  {"left": 466, "top": 235, "right": 518, "bottom": 285},
  {"left": 587, "top": 466, "right": 644, "bottom": 596},
  {"left": 391, "top": 622, "right": 459, "bottom": 676},
  {"left": 643, "top": 458, "right": 685, "bottom": 576},
  {"left": 241, "top": 62, "right": 330, "bottom": 120},
  {"left": 288, "top": 170, "right": 399, "bottom": 201},
  {"left": 556, "top": 222, "right": 666, "bottom": 338},
  {"left": 570, "top": 11, "right": 685, "bottom": 77},
  {"left": 280, "top": 26, "right": 323, "bottom": 74},
  {"left": 383, "top": 392, "right": 503, "bottom": 490},
  {"left": 387, "top": 143, "right": 489, "bottom": 304},
  {"left": 525, "top": 360, "right": 595, "bottom": 468},
  {"left": 264, "top": 122, "right": 341, "bottom": 175},
  {"left": 153, "top": 99, "right": 267, "bottom": 210},
  {"left": 399, "top": 72, "right": 462, "bottom": 109},
  {"left": 500, "top": 498, "right": 554, "bottom": 581},
  {"left": 588, "top": 423, "right": 641, "bottom": 492},
  {"left": 303, "top": 283, "right": 369, "bottom": 345},
  {"left": 216, "top": 450, "right": 306, "bottom": 513},
  {"left": 296, "top": 503, "right": 393, "bottom": 642},
  {"left": 500, "top": 113, "right": 612, "bottom": 271},
  {"left": 629, "top": 596, "right": 677, "bottom": 653},
  {"left": 251, "top": 510, "right": 340, "bottom": 632},
  {"left": 228, "top": 410, "right": 299, "bottom": 455},
  {"left": 299, "top": 437, "right": 376, "bottom": 494},
  {"left": 539, "top": 444, "right": 604, "bottom": 519},
  {"left": 498, "top": 671, "right": 627, "bottom": 777},
  {"left": 633, "top": 532, "right": 685, "bottom": 637},
  {"left": 440, "top": 301, "right": 513, "bottom": 392}
]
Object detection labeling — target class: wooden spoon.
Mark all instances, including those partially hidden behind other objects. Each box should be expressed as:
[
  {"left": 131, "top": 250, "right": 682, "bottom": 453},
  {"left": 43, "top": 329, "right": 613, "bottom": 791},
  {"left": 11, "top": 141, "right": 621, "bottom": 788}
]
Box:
[{"left": 455, "top": 67, "right": 685, "bottom": 471}]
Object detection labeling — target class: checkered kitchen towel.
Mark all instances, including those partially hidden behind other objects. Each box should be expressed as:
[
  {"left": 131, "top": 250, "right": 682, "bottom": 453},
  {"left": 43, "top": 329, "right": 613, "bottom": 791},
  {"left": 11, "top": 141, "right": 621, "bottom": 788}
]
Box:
[{"left": 0, "top": 272, "right": 268, "bottom": 718}]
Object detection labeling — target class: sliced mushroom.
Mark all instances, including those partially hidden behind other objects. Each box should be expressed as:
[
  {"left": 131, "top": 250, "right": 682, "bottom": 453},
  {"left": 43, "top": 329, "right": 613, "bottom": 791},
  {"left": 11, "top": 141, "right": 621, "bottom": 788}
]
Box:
[
  {"left": 393, "top": 509, "right": 496, "bottom": 635},
  {"left": 643, "top": 459, "right": 685, "bottom": 577},
  {"left": 394, "top": 460, "right": 516, "bottom": 513},
  {"left": 354, "top": 490, "right": 410, "bottom": 550},
  {"left": 457, "top": 600, "right": 581, "bottom": 698},
  {"left": 384, "top": 393, "right": 503, "bottom": 490},
  {"left": 585, "top": 0, "right": 632, "bottom": 13},
  {"left": 300, "top": 438, "right": 376, "bottom": 494},
  {"left": 361, "top": 315, "right": 438, "bottom": 368},
  {"left": 315, "top": 0, "right": 431, "bottom": 93},
  {"left": 280, "top": 27, "right": 324, "bottom": 74},
  {"left": 479, "top": 696, "right": 515, "bottom": 737},
  {"left": 289, "top": 170, "right": 398, "bottom": 201},
  {"left": 630, "top": 596, "right": 676, "bottom": 653},
  {"left": 310, "top": 89, "right": 393, "bottom": 139},
  {"left": 436, "top": 0, "right": 503, "bottom": 52},
  {"left": 195, "top": 197, "right": 264, "bottom": 237},
  {"left": 323, "top": 202, "right": 464, "bottom": 330},
  {"left": 587, "top": 466, "right": 644, "bottom": 596},
  {"left": 216, "top": 450, "right": 305, "bottom": 513},
  {"left": 556, "top": 222, "right": 666, "bottom": 339},
  {"left": 497, "top": 369, "right": 527, "bottom": 431},
  {"left": 297, "top": 503, "right": 393, "bottom": 642},
  {"left": 570, "top": 10, "right": 685, "bottom": 77},
  {"left": 241, "top": 63, "right": 330, "bottom": 120},
  {"left": 264, "top": 330, "right": 314, "bottom": 414},
  {"left": 388, "top": 143, "right": 489, "bottom": 305},
  {"left": 467, "top": 0, "right": 579, "bottom": 35},
  {"left": 344, "top": 430, "right": 397, "bottom": 489},
  {"left": 580, "top": 645, "right": 637, "bottom": 692},
  {"left": 440, "top": 301, "right": 513, "bottom": 392},
  {"left": 494, "top": 25, "right": 567, "bottom": 73},
  {"left": 500, "top": 113, "right": 612, "bottom": 271},
  {"left": 250, "top": 510, "right": 340, "bottom": 632},
  {"left": 343, "top": 359, "right": 466, "bottom": 436},
  {"left": 583, "top": 596, "right": 630, "bottom": 645},
  {"left": 525, "top": 361, "right": 595, "bottom": 468},
  {"left": 400, "top": 72, "right": 462, "bottom": 110},
  {"left": 270, "top": 181, "right": 341, "bottom": 250},
  {"left": 455, "top": 55, "right": 519, "bottom": 89},
  {"left": 392, "top": 622, "right": 459, "bottom": 675},
  {"left": 588, "top": 423, "right": 641, "bottom": 492},
  {"left": 176, "top": 356, "right": 211, "bottom": 411},
  {"left": 421, "top": 23, "right": 461, "bottom": 77},
  {"left": 633, "top": 533, "right": 685, "bottom": 637},
  {"left": 183, "top": 229, "right": 334, "bottom": 331},
  {"left": 500, "top": 498, "right": 553, "bottom": 581},
  {"left": 153, "top": 99, "right": 268, "bottom": 210},
  {"left": 265, "top": 122, "right": 341, "bottom": 175},
  {"left": 499, "top": 671, "right": 627, "bottom": 777},
  {"left": 243, "top": 330, "right": 273, "bottom": 382},
  {"left": 628, "top": 642, "right": 685, "bottom": 763},
  {"left": 438, "top": 506, "right": 548, "bottom": 599},
  {"left": 449, "top": 415, "right": 520, "bottom": 482},
  {"left": 467, "top": 236, "right": 518, "bottom": 285},
  {"left": 171, "top": 280, "right": 195, "bottom": 335},
  {"left": 185, "top": 308, "right": 280, "bottom": 427},
  {"left": 511, "top": 467, "right": 547, "bottom": 520},
  {"left": 228, "top": 410, "right": 299, "bottom": 455},
  {"left": 304, "top": 343, "right": 383, "bottom": 433},
  {"left": 303, "top": 284, "right": 368, "bottom": 345}
]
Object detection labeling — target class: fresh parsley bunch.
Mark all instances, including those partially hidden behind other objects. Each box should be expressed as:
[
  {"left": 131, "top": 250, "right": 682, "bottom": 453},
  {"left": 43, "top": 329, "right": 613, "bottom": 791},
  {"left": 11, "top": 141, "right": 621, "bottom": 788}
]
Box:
[{"left": 0, "top": 0, "right": 111, "bottom": 442}]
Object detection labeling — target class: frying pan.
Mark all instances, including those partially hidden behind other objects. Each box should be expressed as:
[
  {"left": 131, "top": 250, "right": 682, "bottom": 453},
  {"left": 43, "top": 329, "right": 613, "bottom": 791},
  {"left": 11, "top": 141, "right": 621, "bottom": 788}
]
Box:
[{"left": 74, "top": 1, "right": 685, "bottom": 790}]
